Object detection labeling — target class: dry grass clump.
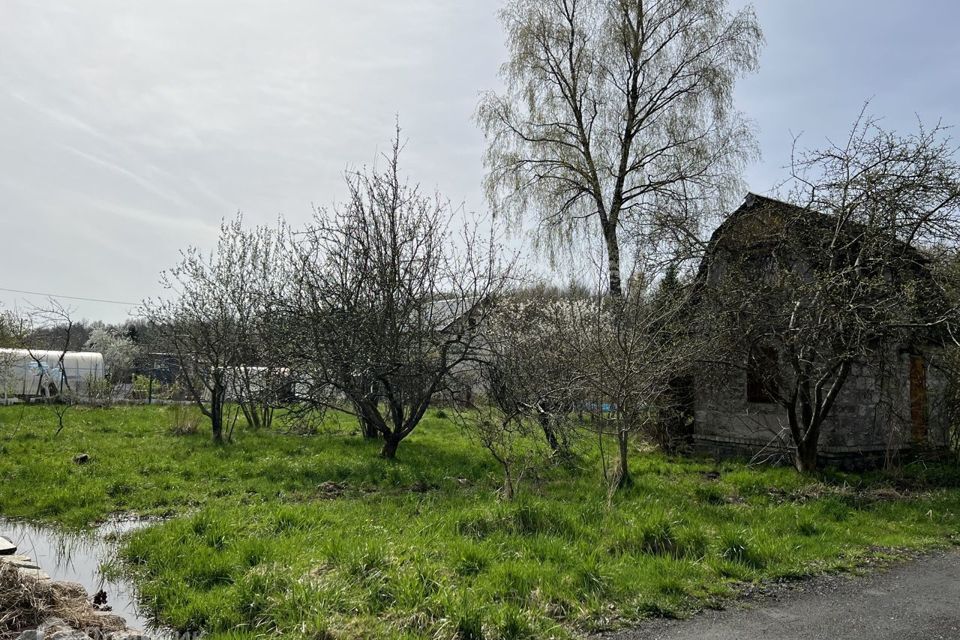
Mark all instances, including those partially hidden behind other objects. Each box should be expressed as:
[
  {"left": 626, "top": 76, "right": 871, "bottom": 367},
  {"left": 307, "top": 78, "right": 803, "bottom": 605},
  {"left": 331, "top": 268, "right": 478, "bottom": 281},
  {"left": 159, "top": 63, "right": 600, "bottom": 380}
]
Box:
[
  {"left": 0, "top": 564, "right": 125, "bottom": 638},
  {"left": 0, "top": 563, "right": 52, "bottom": 635},
  {"left": 169, "top": 404, "right": 200, "bottom": 436}
]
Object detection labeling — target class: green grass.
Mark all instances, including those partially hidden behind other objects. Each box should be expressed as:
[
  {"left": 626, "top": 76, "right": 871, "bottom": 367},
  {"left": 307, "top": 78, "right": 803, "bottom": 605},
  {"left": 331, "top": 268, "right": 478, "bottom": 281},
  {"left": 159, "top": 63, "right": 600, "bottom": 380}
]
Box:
[{"left": 1, "top": 405, "right": 960, "bottom": 639}]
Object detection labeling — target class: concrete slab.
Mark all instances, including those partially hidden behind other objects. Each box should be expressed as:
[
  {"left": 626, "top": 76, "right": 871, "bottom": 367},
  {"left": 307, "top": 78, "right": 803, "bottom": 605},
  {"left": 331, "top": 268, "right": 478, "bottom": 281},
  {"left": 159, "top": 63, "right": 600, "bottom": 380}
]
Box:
[{"left": 1, "top": 554, "right": 41, "bottom": 570}]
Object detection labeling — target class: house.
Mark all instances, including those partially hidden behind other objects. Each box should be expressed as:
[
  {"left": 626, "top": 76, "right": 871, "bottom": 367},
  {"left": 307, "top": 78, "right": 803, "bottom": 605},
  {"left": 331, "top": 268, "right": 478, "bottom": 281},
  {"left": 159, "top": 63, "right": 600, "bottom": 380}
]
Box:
[{"left": 688, "top": 194, "right": 951, "bottom": 469}]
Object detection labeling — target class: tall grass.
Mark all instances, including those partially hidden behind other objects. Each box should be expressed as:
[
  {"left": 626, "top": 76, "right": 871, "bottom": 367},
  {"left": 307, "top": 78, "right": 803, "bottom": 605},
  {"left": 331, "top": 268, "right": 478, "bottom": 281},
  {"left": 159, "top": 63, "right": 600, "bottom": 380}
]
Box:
[{"left": 2, "top": 405, "right": 960, "bottom": 639}]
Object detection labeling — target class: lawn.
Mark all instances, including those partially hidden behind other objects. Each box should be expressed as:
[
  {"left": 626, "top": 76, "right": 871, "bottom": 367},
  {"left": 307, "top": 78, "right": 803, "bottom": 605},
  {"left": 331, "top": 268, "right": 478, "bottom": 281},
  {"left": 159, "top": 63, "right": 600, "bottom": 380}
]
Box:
[{"left": 1, "top": 404, "right": 959, "bottom": 639}]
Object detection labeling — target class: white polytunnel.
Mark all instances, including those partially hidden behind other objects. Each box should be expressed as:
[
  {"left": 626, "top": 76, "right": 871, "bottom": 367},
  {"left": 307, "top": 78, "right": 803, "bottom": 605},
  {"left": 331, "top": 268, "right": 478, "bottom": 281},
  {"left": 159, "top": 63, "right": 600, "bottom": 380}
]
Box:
[{"left": 0, "top": 348, "right": 105, "bottom": 398}]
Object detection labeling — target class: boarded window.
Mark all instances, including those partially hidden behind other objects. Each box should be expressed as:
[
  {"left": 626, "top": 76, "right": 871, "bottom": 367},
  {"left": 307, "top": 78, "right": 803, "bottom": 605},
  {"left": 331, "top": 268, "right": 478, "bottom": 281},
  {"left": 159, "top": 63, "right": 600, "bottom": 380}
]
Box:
[{"left": 746, "top": 346, "right": 779, "bottom": 404}]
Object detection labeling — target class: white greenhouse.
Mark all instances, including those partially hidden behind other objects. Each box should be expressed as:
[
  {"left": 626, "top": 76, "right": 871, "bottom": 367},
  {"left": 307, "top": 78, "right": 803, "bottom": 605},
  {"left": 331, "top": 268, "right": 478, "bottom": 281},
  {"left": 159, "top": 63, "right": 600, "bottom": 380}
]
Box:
[{"left": 0, "top": 348, "right": 105, "bottom": 399}]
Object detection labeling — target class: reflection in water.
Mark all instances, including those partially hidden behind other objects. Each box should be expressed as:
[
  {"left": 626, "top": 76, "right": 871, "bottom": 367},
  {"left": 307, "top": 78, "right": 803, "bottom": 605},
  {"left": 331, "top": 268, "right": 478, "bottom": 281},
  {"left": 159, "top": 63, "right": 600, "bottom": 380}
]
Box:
[{"left": 0, "top": 518, "right": 154, "bottom": 631}]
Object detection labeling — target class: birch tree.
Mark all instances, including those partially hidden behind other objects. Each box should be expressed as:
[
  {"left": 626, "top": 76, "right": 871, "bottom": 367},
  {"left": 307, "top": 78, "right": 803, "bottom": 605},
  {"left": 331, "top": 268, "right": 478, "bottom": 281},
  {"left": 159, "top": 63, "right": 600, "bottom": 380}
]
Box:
[{"left": 479, "top": 0, "right": 762, "bottom": 296}]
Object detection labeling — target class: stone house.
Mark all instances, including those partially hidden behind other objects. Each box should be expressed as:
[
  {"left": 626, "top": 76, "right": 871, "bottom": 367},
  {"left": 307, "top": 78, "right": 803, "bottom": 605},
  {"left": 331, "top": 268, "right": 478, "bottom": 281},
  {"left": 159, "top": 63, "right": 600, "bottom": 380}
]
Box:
[{"left": 689, "top": 194, "right": 951, "bottom": 469}]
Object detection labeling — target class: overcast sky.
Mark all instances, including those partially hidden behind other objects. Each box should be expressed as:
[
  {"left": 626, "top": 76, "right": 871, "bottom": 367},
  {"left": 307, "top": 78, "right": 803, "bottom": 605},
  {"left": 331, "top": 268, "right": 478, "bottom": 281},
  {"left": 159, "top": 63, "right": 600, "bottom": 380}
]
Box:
[{"left": 2, "top": 1, "right": 959, "bottom": 323}]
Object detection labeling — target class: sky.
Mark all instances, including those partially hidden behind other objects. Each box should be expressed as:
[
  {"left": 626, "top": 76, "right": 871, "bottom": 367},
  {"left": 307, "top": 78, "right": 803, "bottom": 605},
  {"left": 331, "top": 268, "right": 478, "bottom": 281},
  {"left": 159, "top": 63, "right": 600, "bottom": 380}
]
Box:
[{"left": 1, "top": 1, "right": 959, "bottom": 324}]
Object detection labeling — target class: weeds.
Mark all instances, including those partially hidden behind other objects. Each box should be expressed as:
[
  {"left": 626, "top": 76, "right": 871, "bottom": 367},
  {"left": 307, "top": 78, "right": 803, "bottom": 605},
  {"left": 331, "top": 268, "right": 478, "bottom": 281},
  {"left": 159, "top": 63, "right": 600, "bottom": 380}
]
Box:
[{"left": 2, "top": 405, "right": 960, "bottom": 639}]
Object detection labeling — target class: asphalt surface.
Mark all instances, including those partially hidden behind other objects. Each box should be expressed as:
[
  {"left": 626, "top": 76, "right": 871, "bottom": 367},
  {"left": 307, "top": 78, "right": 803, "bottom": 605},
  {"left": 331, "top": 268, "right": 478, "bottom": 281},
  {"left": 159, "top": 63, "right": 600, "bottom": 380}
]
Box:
[{"left": 603, "top": 550, "right": 960, "bottom": 640}]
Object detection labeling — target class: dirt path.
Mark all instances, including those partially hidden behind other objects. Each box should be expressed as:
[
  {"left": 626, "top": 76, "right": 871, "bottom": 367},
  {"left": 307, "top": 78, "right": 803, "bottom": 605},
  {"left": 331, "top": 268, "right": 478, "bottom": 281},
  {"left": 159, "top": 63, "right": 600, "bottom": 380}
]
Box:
[{"left": 603, "top": 550, "right": 960, "bottom": 640}]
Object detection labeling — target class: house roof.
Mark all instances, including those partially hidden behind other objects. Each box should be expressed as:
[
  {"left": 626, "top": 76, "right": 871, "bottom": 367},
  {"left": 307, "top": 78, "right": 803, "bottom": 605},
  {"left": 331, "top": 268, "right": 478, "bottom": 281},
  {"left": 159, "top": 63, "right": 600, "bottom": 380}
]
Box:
[
  {"left": 706, "top": 192, "right": 930, "bottom": 253},
  {"left": 690, "top": 193, "right": 950, "bottom": 342},
  {"left": 697, "top": 192, "right": 936, "bottom": 279}
]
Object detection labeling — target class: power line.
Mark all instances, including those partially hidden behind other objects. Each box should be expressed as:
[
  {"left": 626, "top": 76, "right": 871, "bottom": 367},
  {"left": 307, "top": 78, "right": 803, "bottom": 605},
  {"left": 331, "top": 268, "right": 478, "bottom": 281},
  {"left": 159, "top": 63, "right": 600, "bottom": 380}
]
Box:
[{"left": 0, "top": 287, "right": 138, "bottom": 306}]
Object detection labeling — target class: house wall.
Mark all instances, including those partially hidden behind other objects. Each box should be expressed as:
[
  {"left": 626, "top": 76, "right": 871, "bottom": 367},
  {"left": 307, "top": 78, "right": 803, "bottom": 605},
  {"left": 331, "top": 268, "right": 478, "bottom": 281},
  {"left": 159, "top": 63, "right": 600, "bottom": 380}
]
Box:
[{"left": 693, "top": 348, "right": 950, "bottom": 469}]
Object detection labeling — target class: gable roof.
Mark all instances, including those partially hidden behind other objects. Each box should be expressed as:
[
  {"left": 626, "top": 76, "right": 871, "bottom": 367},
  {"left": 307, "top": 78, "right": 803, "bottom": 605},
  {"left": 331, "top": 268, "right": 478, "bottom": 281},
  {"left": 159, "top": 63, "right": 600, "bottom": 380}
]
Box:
[
  {"left": 689, "top": 193, "right": 949, "bottom": 343},
  {"left": 696, "top": 192, "right": 935, "bottom": 279}
]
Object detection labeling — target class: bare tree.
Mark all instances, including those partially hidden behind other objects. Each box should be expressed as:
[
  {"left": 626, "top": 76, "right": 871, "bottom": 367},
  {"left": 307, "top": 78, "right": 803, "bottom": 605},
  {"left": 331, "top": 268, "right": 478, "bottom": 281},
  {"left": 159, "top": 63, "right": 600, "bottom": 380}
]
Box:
[
  {"left": 0, "top": 307, "right": 26, "bottom": 349},
  {"left": 284, "top": 130, "right": 513, "bottom": 459},
  {"left": 477, "top": 294, "right": 585, "bottom": 458},
  {"left": 22, "top": 300, "right": 80, "bottom": 434},
  {"left": 0, "top": 307, "right": 28, "bottom": 405},
  {"left": 457, "top": 392, "right": 551, "bottom": 501},
  {"left": 230, "top": 221, "right": 291, "bottom": 431},
  {"left": 699, "top": 110, "right": 960, "bottom": 472},
  {"left": 573, "top": 268, "right": 698, "bottom": 490},
  {"left": 479, "top": 0, "right": 762, "bottom": 297},
  {"left": 468, "top": 270, "right": 698, "bottom": 492},
  {"left": 141, "top": 216, "right": 282, "bottom": 443},
  {"left": 26, "top": 299, "right": 78, "bottom": 397},
  {"left": 459, "top": 292, "right": 593, "bottom": 499}
]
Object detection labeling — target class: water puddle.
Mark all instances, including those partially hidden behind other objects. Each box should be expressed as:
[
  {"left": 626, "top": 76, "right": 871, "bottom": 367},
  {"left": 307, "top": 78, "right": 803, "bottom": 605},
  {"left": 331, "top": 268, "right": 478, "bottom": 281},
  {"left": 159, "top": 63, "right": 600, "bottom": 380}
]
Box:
[{"left": 0, "top": 517, "right": 156, "bottom": 631}]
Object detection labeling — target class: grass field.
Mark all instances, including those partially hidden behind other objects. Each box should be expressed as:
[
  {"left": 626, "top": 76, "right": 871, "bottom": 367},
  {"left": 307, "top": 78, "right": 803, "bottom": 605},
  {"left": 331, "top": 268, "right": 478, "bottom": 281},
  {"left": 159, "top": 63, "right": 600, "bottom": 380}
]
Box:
[{"left": 1, "top": 404, "right": 959, "bottom": 639}]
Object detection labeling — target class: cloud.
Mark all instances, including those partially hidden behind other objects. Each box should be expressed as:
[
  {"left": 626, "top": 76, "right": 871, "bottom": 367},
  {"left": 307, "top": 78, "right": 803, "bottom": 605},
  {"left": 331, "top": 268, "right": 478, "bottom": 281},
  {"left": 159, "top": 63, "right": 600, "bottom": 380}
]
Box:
[{"left": 2, "top": 0, "right": 958, "bottom": 323}]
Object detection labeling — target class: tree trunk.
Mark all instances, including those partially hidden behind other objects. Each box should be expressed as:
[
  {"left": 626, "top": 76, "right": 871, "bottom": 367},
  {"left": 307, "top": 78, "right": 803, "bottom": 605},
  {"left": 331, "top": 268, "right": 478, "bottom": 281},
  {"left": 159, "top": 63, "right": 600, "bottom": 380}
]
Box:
[
  {"left": 360, "top": 414, "right": 381, "bottom": 439},
  {"left": 240, "top": 402, "right": 259, "bottom": 430},
  {"left": 603, "top": 221, "right": 623, "bottom": 299},
  {"left": 55, "top": 408, "right": 67, "bottom": 436},
  {"left": 614, "top": 428, "right": 632, "bottom": 489},
  {"left": 355, "top": 399, "right": 381, "bottom": 439},
  {"left": 380, "top": 434, "right": 401, "bottom": 459},
  {"left": 538, "top": 413, "right": 561, "bottom": 453},
  {"left": 211, "top": 383, "right": 224, "bottom": 444},
  {"left": 794, "top": 437, "right": 819, "bottom": 473},
  {"left": 502, "top": 465, "right": 515, "bottom": 501},
  {"left": 211, "top": 411, "right": 223, "bottom": 444}
]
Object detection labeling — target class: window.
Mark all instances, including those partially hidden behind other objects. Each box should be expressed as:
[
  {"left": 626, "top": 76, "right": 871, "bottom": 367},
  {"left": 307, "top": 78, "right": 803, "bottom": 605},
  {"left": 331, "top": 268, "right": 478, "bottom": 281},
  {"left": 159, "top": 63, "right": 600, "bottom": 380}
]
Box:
[{"left": 746, "top": 346, "right": 779, "bottom": 404}]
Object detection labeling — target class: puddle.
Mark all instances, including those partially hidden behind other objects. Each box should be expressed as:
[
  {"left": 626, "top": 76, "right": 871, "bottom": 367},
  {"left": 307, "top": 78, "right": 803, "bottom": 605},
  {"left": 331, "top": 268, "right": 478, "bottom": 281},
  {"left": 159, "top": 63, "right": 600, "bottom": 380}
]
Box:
[{"left": 0, "top": 517, "right": 156, "bottom": 631}]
